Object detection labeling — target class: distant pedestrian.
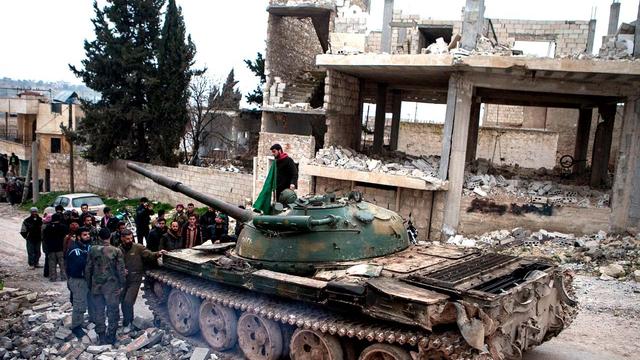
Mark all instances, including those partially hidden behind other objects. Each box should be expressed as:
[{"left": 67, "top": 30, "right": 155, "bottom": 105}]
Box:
[
  {"left": 66, "top": 227, "right": 92, "bottom": 339},
  {"left": 85, "top": 234, "right": 126, "bottom": 345},
  {"left": 6, "top": 177, "right": 20, "bottom": 205},
  {"left": 99, "top": 207, "right": 118, "bottom": 232},
  {"left": 160, "top": 221, "right": 183, "bottom": 251},
  {"left": 43, "top": 213, "right": 68, "bottom": 281},
  {"left": 20, "top": 207, "right": 43, "bottom": 269},
  {"left": 118, "top": 229, "right": 165, "bottom": 330},
  {"left": 8, "top": 152, "right": 19, "bottom": 174},
  {"left": 135, "top": 197, "right": 154, "bottom": 245},
  {"left": 0, "top": 154, "right": 8, "bottom": 177},
  {"left": 147, "top": 218, "right": 166, "bottom": 252}
]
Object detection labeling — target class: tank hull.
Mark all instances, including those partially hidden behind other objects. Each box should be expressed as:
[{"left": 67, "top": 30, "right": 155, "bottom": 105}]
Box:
[{"left": 144, "top": 244, "right": 576, "bottom": 359}]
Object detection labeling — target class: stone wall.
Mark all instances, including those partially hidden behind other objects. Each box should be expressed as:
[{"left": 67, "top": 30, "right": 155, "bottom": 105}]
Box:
[
  {"left": 47, "top": 153, "right": 88, "bottom": 192},
  {"left": 398, "top": 122, "right": 559, "bottom": 169},
  {"left": 48, "top": 157, "right": 252, "bottom": 207},
  {"left": 314, "top": 177, "right": 445, "bottom": 240},
  {"left": 490, "top": 19, "right": 590, "bottom": 55},
  {"left": 324, "top": 70, "right": 360, "bottom": 149}
]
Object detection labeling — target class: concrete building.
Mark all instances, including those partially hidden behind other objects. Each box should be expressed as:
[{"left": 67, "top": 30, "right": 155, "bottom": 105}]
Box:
[
  {"left": 0, "top": 89, "right": 81, "bottom": 189},
  {"left": 256, "top": 0, "right": 640, "bottom": 238},
  {"left": 198, "top": 109, "right": 262, "bottom": 161}
]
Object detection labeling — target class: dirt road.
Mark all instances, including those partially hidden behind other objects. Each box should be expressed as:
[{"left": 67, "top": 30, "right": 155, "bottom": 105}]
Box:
[{"left": 1, "top": 203, "right": 638, "bottom": 359}]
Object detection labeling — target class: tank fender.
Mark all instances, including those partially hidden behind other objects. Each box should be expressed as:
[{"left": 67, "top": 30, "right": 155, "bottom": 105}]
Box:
[{"left": 453, "top": 302, "right": 495, "bottom": 352}]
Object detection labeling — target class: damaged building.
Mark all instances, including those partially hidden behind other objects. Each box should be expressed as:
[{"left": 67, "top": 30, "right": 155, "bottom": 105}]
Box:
[{"left": 256, "top": 0, "right": 640, "bottom": 240}]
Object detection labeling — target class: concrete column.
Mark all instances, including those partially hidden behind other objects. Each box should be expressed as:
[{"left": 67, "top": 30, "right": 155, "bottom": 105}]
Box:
[
  {"left": 461, "top": 0, "right": 485, "bottom": 51},
  {"left": 372, "top": 83, "right": 388, "bottom": 153},
  {"left": 610, "top": 99, "right": 640, "bottom": 231},
  {"left": 590, "top": 104, "right": 616, "bottom": 187},
  {"left": 442, "top": 75, "right": 473, "bottom": 234},
  {"left": 465, "top": 99, "right": 481, "bottom": 163},
  {"left": 573, "top": 108, "right": 593, "bottom": 175},
  {"left": 587, "top": 19, "right": 597, "bottom": 53},
  {"left": 381, "top": 0, "right": 394, "bottom": 53},
  {"left": 608, "top": 1, "right": 621, "bottom": 36},
  {"left": 389, "top": 90, "right": 402, "bottom": 151},
  {"left": 439, "top": 75, "right": 459, "bottom": 179},
  {"left": 355, "top": 79, "right": 365, "bottom": 151},
  {"left": 635, "top": 1, "right": 640, "bottom": 58}
]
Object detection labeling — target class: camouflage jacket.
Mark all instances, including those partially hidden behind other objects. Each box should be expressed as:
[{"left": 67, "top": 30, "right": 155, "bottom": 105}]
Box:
[
  {"left": 119, "top": 243, "right": 158, "bottom": 283},
  {"left": 84, "top": 245, "right": 126, "bottom": 294}
]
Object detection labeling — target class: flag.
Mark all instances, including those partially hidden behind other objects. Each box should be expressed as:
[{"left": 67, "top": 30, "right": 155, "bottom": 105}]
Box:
[{"left": 254, "top": 161, "right": 277, "bottom": 214}]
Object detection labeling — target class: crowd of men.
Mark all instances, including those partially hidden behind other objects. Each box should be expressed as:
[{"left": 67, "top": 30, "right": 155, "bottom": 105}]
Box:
[
  {"left": 19, "top": 198, "right": 237, "bottom": 345},
  {"left": 1, "top": 152, "right": 24, "bottom": 205}
]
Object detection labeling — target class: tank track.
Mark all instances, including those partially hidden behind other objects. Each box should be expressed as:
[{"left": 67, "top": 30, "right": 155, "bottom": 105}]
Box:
[{"left": 143, "top": 269, "right": 485, "bottom": 360}]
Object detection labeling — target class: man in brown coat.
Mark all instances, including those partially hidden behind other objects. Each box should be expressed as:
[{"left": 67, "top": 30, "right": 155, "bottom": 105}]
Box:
[{"left": 118, "top": 229, "right": 165, "bottom": 329}]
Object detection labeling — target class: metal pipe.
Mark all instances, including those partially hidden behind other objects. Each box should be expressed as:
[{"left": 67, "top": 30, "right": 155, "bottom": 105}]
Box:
[{"left": 126, "top": 162, "right": 255, "bottom": 223}]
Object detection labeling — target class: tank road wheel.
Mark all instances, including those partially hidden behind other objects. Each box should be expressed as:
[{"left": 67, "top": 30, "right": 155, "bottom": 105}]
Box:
[
  {"left": 199, "top": 300, "right": 238, "bottom": 351},
  {"left": 237, "top": 313, "right": 283, "bottom": 360},
  {"left": 359, "top": 344, "right": 412, "bottom": 360},
  {"left": 290, "top": 329, "right": 344, "bottom": 360},
  {"left": 152, "top": 281, "right": 170, "bottom": 303},
  {"left": 167, "top": 289, "right": 201, "bottom": 336}
]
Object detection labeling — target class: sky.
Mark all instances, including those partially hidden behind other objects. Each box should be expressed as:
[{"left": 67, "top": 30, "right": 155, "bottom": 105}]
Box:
[{"left": 0, "top": 0, "right": 638, "bottom": 107}]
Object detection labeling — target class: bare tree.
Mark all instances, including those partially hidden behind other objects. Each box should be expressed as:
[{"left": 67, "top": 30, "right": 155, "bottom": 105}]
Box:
[{"left": 182, "top": 74, "right": 237, "bottom": 165}]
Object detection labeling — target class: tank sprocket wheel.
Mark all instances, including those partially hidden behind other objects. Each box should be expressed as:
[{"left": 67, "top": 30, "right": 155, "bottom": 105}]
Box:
[
  {"left": 199, "top": 300, "right": 238, "bottom": 351},
  {"left": 238, "top": 313, "right": 284, "bottom": 360},
  {"left": 168, "top": 289, "right": 201, "bottom": 336},
  {"left": 359, "top": 344, "right": 412, "bottom": 360},
  {"left": 290, "top": 328, "right": 344, "bottom": 360}
]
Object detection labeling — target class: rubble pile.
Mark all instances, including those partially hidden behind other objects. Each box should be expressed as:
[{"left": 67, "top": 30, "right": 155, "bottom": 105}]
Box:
[
  {"left": 312, "top": 146, "right": 442, "bottom": 183},
  {"left": 462, "top": 160, "right": 610, "bottom": 209},
  {"left": 445, "top": 229, "right": 640, "bottom": 282},
  {"left": 0, "top": 287, "right": 217, "bottom": 360}
]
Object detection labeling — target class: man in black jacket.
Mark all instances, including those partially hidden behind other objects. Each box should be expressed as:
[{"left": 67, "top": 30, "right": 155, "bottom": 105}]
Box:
[
  {"left": 147, "top": 218, "right": 166, "bottom": 252},
  {"left": 270, "top": 144, "right": 298, "bottom": 200},
  {"left": 43, "top": 213, "right": 68, "bottom": 281},
  {"left": 134, "top": 197, "right": 154, "bottom": 245},
  {"left": 20, "top": 207, "right": 43, "bottom": 269}
]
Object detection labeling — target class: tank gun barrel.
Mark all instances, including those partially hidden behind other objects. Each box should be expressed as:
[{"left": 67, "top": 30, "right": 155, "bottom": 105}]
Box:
[{"left": 126, "top": 163, "right": 254, "bottom": 223}]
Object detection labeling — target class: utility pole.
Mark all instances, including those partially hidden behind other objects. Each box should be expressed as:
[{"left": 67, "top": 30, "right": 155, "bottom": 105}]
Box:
[
  {"left": 32, "top": 139, "right": 39, "bottom": 203},
  {"left": 67, "top": 97, "right": 76, "bottom": 193}
]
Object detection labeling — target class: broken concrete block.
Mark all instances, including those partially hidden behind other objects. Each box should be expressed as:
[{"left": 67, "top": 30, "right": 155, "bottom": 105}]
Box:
[
  {"left": 473, "top": 187, "right": 487, "bottom": 197},
  {"left": 190, "top": 347, "right": 211, "bottom": 360},
  {"left": 54, "top": 327, "right": 72, "bottom": 340},
  {"left": 599, "top": 264, "right": 625, "bottom": 278},
  {"left": 87, "top": 329, "right": 99, "bottom": 344},
  {"left": 633, "top": 270, "right": 640, "bottom": 282},
  {"left": 86, "top": 345, "right": 112, "bottom": 354},
  {"left": 32, "top": 302, "right": 53, "bottom": 311},
  {"left": 78, "top": 352, "right": 94, "bottom": 360}
]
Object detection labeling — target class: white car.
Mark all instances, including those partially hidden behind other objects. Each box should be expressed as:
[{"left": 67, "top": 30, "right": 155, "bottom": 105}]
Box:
[{"left": 52, "top": 193, "right": 106, "bottom": 220}]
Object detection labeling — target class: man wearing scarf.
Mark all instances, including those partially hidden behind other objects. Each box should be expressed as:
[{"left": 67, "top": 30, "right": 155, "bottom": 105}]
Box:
[{"left": 270, "top": 143, "right": 298, "bottom": 200}]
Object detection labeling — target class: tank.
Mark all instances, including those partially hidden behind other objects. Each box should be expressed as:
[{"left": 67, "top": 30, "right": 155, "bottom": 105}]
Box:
[{"left": 128, "top": 163, "right": 578, "bottom": 360}]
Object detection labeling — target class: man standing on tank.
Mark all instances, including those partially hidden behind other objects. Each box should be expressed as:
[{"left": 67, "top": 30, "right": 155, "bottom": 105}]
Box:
[
  {"left": 118, "top": 229, "right": 165, "bottom": 330},
  {"left": 85, "top": 232, "right": 126, "bottom": 345},
  {"left": 270, "top": 143, "right": 298, "bottom": 200}
]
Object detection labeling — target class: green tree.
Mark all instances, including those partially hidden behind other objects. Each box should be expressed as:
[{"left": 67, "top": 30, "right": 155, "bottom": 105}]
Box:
[
  {"left": 212, "top": 69, "right": 241, "bottom": 110},
  {"left": 244, "top": 52, "right": 265, "bottom": 106},
  {"left": 70, "top": 0, "right": 197, "bottom": 166},
  {"left": 149, "top": 0, "right": 199, "bottom": 165}
]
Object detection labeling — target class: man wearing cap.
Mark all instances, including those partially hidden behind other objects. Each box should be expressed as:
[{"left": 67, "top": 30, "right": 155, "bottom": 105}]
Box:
[
  {"left": 20, "top": 207, "right": 43, "bottom": 269},
  {"left": 270, "top": 143, "right": 298, "bottom": 200}
]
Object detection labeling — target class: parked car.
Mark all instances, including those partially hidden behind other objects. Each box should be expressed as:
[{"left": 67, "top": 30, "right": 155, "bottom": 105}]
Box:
[{"left": 51, "top": 193, "right": 106, "bottom": 220}]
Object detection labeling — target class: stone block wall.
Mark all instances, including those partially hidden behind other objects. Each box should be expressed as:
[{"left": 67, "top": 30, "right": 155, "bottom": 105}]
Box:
[
  {"left": 314, "top": 177, "right": 445, "bottom": 240},
  {"left": 48, "top": 153, "right": 88, "bottom": 192},
  {"left": 490, "top": 19, "right": 590, "bottom": 55},
  {"left": 48, "top": 156, "right": 252, "bottom": 207},
  {"left": 483, "top": 105, "right": 525, "bottom": 126},
  {"left": 398, "top": 122, "right": 559, "bottom": 169},
  {"left": 324, "top": 70, "right": 360, "bottom": 149}
]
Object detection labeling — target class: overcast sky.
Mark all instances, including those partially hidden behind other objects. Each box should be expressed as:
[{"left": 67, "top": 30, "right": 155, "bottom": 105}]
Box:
[{"left": 0, "top": 0, "right": 638, "bottom": 100}]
